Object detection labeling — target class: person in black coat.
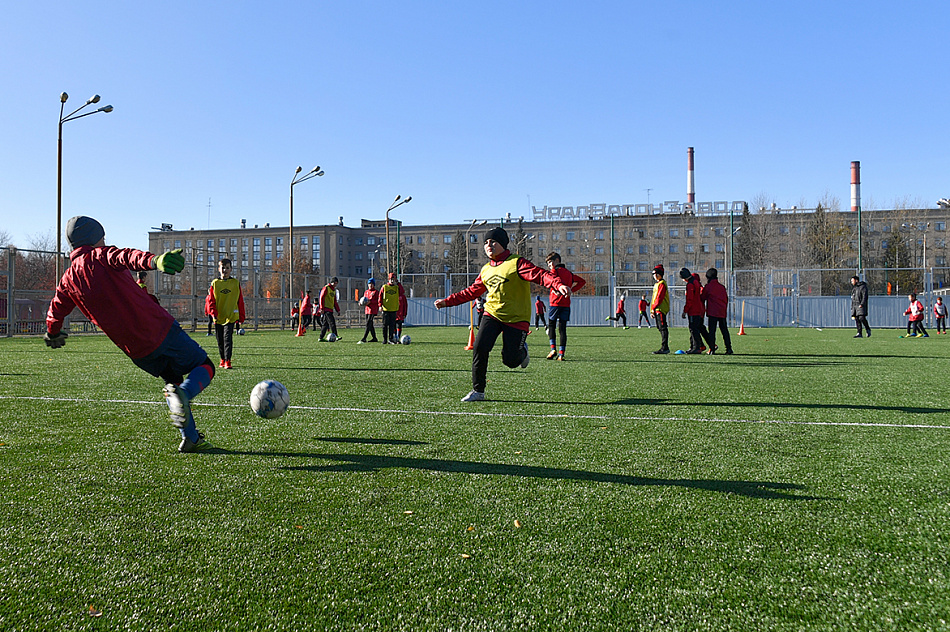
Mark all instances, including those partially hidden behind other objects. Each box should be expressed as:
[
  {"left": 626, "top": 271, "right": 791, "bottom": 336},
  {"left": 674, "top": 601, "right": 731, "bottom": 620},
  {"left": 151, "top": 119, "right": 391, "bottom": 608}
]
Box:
[{"left": 850, "top": 276, "right": 871, "bottom": 338}]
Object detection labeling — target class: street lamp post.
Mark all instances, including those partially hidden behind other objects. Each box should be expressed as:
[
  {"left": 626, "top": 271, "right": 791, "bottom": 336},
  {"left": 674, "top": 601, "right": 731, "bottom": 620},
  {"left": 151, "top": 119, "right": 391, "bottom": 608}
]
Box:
[
  {"left": 385, "top": 195, "right": 411, "bottom": 276},
  {"left": 465, "top": 219, "right": 487, "bottom": 284},
  {"left": 289, "top": 165, "right": 323, "bottom": 301},
  {"left": 57, "top": 92, "right": 113, "bottom": 280}
]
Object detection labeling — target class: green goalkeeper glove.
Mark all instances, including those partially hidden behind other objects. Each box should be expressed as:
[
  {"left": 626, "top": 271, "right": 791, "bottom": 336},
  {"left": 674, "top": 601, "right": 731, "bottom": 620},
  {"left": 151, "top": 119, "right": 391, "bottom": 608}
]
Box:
[
  {"left": 153, "top": 248, "right": 184, "bottom": 274},
  {"left": 44, "top": 331, "right": 68, "bottom": 348}
]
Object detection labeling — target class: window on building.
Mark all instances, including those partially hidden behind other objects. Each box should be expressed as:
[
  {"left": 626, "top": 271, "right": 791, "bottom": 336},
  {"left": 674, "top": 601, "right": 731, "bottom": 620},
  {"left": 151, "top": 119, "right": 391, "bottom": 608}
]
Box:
[
  {"left": 355, "top": 237, "right": 363, "bottom": 246},
  {"left": 355, "top": 252, "right": 363, "bottom": 260},
  {"left": 654, "top": 245, "right": 663, "bottom": 254},
  {"left": 368, "top": 236, "right": 376, "bottom": 245},
  {"left": 653, "top": 230, "right": 663, "bottom": 239},
  {"left": 566, "top": 232, "right": 576, "bottom": 241},
  {"left": 670, "top": 229, "right": 679, "bottom": 238},
  {"left": 714, "top": 228, "right": 724, "bottom": 237},
  {"left": 685, "top": 244, "right": 694, "bottom": 253},
  {"left": 639, "top": 245, "right": 649, "bottom": 254},
  {"left": 594, "top": 247, "right": 604, "bottom": 255},
  {"left": 937, "top": 256, "right": 947, "bottom": 266},
  {"left": 469, "top": 234, "right": 478, "bottom": 243},
  {"left": 596, "top": 231, "right": 604, "bottom": 240},
  {"left": 669, "top": 245, "right": 678, "bottom": 254},
  {"left": 638, "top": 261, "right": 648, "bottom": 270},
  {"left": 686, "top": 228, "right": 694, "bottom": 237},
  {"left": 626, "top": 246, "right": 635, "bottom": 255},
  {"left": 937, "top": 222, "right": 946, "bottom": 231},
  {"left": 594, "top": 262, "right": 604, "bottom": 271},
  {"left": 566, "top": 247, "right": 575, "bottom": 256},
  {"left": 715, "top": 243, "right": 725, "bottom": 253},
  {"left": 444, "top": 235, "right": 452, "bottom": 244}
]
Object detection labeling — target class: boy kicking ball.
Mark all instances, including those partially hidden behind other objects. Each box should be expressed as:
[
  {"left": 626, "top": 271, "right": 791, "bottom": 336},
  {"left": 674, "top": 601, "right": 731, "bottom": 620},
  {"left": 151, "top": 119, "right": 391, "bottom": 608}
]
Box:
[
  {"left": 434, "top": 226, "right": 569, "bottom": 402},
  {"left": 45, "top": 216, "right": 217, "bottom": 453}
]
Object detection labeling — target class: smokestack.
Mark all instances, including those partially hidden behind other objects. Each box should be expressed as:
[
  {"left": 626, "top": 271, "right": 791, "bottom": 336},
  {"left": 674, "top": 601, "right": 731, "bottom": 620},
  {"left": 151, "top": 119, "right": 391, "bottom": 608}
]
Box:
[
  {"left": 687, "top": 147, "right": 695, "bottom": 205},
  {"left": 851, "top": 161, "right": 861, "bottom": 212}
]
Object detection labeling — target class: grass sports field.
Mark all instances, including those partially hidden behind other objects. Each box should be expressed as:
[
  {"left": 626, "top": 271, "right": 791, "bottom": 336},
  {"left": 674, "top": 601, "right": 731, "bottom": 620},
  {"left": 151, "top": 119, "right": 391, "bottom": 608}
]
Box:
[{"left": 2, "top": 324, "right": 949, "bottom": 631}]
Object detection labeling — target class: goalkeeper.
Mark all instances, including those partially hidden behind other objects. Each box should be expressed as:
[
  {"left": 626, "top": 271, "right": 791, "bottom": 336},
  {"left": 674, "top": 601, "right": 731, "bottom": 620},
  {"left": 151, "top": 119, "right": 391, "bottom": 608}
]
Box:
[{"left": 44, "top": 216, "right": 217, "bottom": 453}]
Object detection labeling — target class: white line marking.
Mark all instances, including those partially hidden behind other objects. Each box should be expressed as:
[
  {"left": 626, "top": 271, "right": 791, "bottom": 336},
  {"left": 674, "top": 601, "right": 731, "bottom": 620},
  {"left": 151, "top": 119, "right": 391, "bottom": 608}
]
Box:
[{"left": 4, "top": 395, "right": 950, "bottom": 430}]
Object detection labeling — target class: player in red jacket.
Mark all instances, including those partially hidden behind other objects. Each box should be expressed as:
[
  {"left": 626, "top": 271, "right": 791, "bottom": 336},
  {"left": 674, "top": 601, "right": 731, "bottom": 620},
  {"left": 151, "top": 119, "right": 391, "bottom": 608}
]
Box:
[
  {"left": 700, "top": 268, "right": 733, "bottom": 354},
  {"left": 358, "top": 278, "right": 380, "bottom": 343},
  {"left": 544, "top": 252, "right": 587, "bottom": 360},
  {"left": 637, "top": 295, "right": 651, "bottom": 328},
  {"left": 44, "top": 216, "right": 216, "bottom": 453},
  {"left": 680, "top": 268, "right": 712, "bottom": 354},
  {"left": 606, "top": 294, "right": 628, "bottom": 329}
]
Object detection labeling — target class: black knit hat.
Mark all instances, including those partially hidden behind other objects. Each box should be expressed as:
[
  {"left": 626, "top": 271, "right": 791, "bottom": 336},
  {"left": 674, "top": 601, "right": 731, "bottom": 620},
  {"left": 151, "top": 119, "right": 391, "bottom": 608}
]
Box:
[
  {"left": 66, "top": 216, "right": 105, "bottom": 249},
  {"left": 679, "top": 267, "right": 691, "bottom": 280},
  {"left": 484, "top": 227, "right": 510, "bottom": 249}
]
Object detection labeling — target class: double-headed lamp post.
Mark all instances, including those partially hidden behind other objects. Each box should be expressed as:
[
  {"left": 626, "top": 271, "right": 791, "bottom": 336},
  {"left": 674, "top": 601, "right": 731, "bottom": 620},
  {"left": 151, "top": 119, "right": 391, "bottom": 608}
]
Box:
[
  {"left": 289, "top": 165, "right": 324, "bottom": 301},
  {"left": 57, "top": 92, "right": 113, "bottom": 280},
  {"left": 385, "top": 195, "right": 411, "bottom": 275},
  {"left": 466, "top": 219, "right": 487, "bottom": 283}
]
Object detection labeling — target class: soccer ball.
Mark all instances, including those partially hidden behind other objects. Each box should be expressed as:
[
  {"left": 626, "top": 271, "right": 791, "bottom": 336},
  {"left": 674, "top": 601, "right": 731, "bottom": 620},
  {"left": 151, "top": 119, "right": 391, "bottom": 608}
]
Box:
[
  {"left": 249, "top": 380, "right": 290, "bottom": 419},
  {"left": 328, "top": 333, "right": 338, "bottom": 342},
  {"left": 358, "top": 296, "right": 368, "bottom": 306},
  {"left": 400, "top": 334, "right": 411, "bottom": 345},
  {"left": 237, "top": 328, "right": 245, "bottom": 336}
]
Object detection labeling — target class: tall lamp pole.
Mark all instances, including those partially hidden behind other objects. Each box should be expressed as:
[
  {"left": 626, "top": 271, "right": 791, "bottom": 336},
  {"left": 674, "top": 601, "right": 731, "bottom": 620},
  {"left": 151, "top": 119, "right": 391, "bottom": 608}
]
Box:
[
  {"left": 466, "top": 219, "right": 487, "bottom": 284},
  {"left": 57, "top": 92, "right": 113, "bottom": 280},
  {"left": 385, "top": 195, "right": 411, "bottom": 276},
  {"left": 289, "top": 165, "right": 324, "bottom": 301}
]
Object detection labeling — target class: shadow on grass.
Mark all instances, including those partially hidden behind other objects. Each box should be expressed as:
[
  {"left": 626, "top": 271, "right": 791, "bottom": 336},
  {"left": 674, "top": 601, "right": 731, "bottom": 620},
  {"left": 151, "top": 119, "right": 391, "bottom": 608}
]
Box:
[
  {"left": 215, "top": 448, "right": 830, "bottom": 501},
  {"left": 506, "top": 397, "right": 950, "bottom": 415}
]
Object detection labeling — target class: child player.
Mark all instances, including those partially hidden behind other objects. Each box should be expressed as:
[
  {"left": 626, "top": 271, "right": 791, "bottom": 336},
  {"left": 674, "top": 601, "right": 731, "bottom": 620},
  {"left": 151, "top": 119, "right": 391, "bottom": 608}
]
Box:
[
  {"left": 395, "top": 287, "right": 408, "bottom": 343},
  {"left": 358, "top": 278, "right": 380, "bottom": 344},
  {"left": 319, "top": 277, "right": 342, "bottom": 341},
  {"left": 606, "top": 294, "right": 628, "bottom": 329},
  {"left": 208, "top": 258, "right": 245, "bottom": 369},
  {"left": 935, "top": 296, "right": 948, "bottom": 334},
  {"left": 45, "top": 216, "right": 217, "bottom": 453},
  {"left": 651, "top": 265, "right": 671, "bottom": 354},
  {"left": 379, "top": 273, "right": 406, "bottom": 344},
  {"left": 638, "top": 294, "right": 651, "bottom": 328},
  {"left": 904, "top": 293, "right": 929, "bottom": 338},
  {"left": 534, "top": 295, "right": 547, "bottom": 330},
  {"left": 544, "top": 251, "right": 587, "bottom": 361},
  {"left": 434, "top": 226, "right": 569, "bottom": 402}
]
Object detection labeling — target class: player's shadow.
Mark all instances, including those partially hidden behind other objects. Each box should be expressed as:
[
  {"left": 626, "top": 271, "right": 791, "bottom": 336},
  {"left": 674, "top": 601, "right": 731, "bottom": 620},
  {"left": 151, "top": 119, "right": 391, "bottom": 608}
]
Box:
[
  {"left": 218, "top": 448, "right": 830, "bottom": 501},
  {"left": 507, "top": 397, "right": 950, "bottom": 415}
]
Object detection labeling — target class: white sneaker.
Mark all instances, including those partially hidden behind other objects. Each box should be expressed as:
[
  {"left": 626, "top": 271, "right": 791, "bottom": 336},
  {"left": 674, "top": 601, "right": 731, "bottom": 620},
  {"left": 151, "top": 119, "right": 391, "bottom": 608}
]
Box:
[
  {"left": 163, "top": 384, "right": 191, "bottom": 429},
  {"left": 357, "top": 340, "right": 365, "bottom": 345},
  {"left": 520, "top": 343, "right": 530, "bottom": 368},
  {"left": 638, "top": 325, "right": 642, "bottom": 329},
  {"left": 461, "top": 390, "right": 485, "bottom": 402}
]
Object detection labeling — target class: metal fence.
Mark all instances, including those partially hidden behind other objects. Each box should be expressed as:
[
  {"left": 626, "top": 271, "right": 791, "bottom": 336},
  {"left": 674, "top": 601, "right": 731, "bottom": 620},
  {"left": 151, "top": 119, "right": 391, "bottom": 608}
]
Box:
[{"left": 3, "top": 246, "right": 943, "bottom": 336}]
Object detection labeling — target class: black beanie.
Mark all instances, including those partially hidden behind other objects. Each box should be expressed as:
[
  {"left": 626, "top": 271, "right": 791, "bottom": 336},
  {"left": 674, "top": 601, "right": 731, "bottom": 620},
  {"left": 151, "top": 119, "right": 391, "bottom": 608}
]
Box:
[
  {"left": 484, "top": 227, "right": 510, "bottom": 249},
  {"left": 66, "top": 216, "right": 105, "bottom": 249},
  {"left": 679, "top": 267, "right": 691, "bottom": 280}
]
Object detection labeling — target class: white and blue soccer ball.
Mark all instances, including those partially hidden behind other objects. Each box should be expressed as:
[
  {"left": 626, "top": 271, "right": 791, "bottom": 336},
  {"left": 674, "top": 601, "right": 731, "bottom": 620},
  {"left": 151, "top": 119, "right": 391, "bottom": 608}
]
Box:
[
  {"left": 400, "top": 334, "right": 411, "bottom": 345},
  {"left": 358, "top": 296, "right": 368, "bottom": 306},
  {"left": 249, "top": 380, "right": 290, "bottom": 419},
  {"left": 328, "top": 333, "right": 338, "bottom": 342},
  {"left": 237, "top": 328, "right": 246, "bottom": 336}
]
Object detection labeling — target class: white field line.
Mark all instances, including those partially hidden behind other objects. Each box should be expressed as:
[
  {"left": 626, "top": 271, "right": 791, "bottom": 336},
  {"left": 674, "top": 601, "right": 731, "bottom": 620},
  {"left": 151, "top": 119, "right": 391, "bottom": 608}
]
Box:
[{"left": 4, "top": 395, "right": 950, "bottom": 430}]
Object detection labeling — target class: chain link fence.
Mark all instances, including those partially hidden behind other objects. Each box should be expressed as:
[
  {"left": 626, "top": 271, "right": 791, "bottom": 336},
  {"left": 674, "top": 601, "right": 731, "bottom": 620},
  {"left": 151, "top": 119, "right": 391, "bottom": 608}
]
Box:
[{"left": 4, "top": 247, "right": 945, "bottom": 335}]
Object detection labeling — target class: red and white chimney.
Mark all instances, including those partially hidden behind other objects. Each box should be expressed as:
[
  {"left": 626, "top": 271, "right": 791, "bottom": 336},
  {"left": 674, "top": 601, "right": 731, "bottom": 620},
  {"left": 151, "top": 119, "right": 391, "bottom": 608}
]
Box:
[
  {"left": 851, "top": 161, "right": 861, "bottom": 212},
  {"left": 687, "top": 147, "right": 696, "bottom": 205}
]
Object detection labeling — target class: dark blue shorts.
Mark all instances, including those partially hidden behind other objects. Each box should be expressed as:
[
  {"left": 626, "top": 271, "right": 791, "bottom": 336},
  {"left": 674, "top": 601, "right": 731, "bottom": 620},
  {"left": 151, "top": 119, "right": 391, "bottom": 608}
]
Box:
[
  {"left": 548, "top": 305, "right": 571, "bottom": 322},
  {"left": 132, "top": 321, "right": 209, "bottom": 379}
]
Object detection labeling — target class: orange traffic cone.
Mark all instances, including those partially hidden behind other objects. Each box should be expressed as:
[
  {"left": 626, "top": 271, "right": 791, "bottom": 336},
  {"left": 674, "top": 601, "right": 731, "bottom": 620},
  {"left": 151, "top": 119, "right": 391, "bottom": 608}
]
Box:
[
  {"left": 465, "top": 326, "right": 475, "bottom": 350},
  {"left": 738, "top": 300, "right": 747, "bottom": 335},
  {"left": 296, "top": 321, "right": 306, "bottom": 337}
]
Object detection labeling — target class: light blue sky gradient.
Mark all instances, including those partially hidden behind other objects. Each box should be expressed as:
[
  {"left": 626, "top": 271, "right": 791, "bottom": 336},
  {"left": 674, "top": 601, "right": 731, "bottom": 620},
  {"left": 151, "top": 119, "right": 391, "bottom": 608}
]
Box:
[{"left": 2, "top": 1, "right": 947, "bottom": 252}]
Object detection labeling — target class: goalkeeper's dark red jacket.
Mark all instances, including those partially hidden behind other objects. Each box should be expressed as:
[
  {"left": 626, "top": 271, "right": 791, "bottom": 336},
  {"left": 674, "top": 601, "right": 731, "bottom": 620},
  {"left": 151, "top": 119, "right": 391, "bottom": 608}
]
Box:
[{"left": 47, "top": 245, "right": 174, "bottom": 359}]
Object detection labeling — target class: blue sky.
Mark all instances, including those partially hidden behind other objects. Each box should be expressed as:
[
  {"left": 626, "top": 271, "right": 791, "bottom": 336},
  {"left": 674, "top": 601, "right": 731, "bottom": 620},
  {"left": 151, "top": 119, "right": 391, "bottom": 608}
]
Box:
[{"left": 2, "top": 1, "right": 947, "bottom": 252}]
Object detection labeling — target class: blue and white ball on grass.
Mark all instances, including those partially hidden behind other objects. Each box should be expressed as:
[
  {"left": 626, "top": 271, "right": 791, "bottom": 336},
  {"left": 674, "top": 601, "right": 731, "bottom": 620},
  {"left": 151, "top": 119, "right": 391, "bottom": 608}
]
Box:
[
  {"left": 400, "top": 334, "right": 411, "bottom": 345},
  {"left": 249, "top": 380, "right": 290, "bottom": 419}
]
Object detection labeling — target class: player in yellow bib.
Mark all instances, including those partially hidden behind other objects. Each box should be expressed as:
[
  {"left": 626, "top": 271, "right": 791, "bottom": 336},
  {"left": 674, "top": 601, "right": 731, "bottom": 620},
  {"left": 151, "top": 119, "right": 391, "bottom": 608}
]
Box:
[
  {"left": 435, "top": 227, "right": 569, "bottom": 402},
  {"left": 208, "top": 258, "right": 245, "bottom": 369}
]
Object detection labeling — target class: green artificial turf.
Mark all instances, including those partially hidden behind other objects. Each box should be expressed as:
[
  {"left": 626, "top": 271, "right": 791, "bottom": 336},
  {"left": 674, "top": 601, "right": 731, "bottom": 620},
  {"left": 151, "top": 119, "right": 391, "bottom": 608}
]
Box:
[{"left": 1, "top": 325, "right": 948, "bottom": 631}]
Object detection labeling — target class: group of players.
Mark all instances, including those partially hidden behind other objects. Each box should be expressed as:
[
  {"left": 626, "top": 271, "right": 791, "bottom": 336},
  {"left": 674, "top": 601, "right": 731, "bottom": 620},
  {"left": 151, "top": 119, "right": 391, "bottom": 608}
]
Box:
[
  {"left": 289, "top": 274, "right": 408, "bottom": 345},
  {"left": 43, "top": 217, "right": 736, "bottom": 452}
]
